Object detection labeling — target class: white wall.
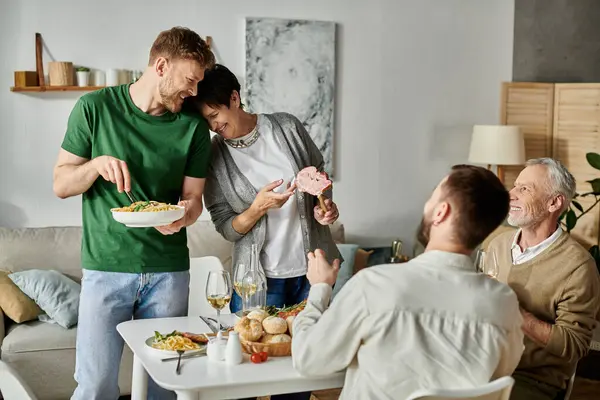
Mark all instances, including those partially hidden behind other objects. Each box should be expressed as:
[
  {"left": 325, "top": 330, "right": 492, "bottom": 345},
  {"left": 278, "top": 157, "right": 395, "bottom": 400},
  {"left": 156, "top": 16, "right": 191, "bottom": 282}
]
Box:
[{"left": 0, "top": 0, "right": 514, "bottom": 249}]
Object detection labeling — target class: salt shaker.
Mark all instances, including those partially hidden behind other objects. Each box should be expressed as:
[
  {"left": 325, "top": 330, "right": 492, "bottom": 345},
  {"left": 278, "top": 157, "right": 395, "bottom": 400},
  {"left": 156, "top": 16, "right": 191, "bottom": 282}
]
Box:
[
  {"left": 207, "top": 331, "right": 227, "bottom": 362},
  {"left": 225, "top": 331, "right": 243, "bottom": 365}
]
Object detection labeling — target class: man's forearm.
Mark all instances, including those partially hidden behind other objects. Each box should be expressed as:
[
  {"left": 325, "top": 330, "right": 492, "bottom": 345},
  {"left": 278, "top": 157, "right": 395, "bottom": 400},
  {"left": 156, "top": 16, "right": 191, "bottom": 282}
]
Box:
[
  {"left": 232, "top": 205, "right": 265, "bottom": 235},
  {"left": 522, "top": 310, "right": 552, "bottom": 346},
  {"left": 182, "top": 195, "right": 204, "bottom": 226},
  {"left": 53, "top": 160, "right": 99, "bottom": 199}
]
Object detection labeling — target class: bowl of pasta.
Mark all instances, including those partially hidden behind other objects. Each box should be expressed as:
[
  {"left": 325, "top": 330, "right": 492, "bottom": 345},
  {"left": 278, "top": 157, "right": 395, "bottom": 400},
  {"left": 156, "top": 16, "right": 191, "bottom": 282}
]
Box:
[
  {"left": 111, "top": 201, "right": 184, "bottom": 227},
  {"left": 145, "top": 330, "right": 207, "bottom": 356}
]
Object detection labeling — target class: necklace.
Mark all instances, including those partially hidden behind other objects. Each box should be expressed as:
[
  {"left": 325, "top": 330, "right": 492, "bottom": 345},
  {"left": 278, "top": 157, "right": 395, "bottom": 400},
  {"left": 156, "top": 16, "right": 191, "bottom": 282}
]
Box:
[{"left": 224, "top": 125, "right": 260, "bottom": 149}]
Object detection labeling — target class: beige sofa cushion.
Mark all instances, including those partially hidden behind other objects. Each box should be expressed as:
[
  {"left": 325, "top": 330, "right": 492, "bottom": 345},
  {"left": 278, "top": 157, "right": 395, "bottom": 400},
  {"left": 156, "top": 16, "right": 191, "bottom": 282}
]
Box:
[
  {"left": 0, "top": 221, "right": 344, "bottom": 283},
  {"left": 0, "top": 227, "right": 83, "bottom": 280},
  {"left": 3, "top": 320, "right": 76, "bottom": 353},
  {"left": 0, "top": 271, "right": 43, "bottom": 323}
]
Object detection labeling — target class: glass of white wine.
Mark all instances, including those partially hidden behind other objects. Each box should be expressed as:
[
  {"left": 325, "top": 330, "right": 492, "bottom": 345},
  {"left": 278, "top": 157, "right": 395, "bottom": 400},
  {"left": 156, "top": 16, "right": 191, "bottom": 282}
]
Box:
[
  {"left": 233, "top": 263, "right": 258, "bottom": 316},
  {"left": 205, "top": 270, "right": 232, "bottom": 331},
  {"left": 475, "top": 249, "right": 499, "bottom": 279}
]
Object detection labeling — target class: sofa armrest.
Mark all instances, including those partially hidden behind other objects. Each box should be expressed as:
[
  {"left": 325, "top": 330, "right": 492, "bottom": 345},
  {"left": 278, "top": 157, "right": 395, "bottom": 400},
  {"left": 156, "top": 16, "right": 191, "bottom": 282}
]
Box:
[{"left": 0, "top": 308, "right": 5, "bottom": 349}]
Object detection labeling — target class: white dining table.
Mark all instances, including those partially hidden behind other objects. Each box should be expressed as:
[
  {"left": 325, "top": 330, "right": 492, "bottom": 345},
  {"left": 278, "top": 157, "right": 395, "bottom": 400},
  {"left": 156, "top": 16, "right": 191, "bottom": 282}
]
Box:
[{"left": 117, "top": 315, "right": 345, "bottom": 400}]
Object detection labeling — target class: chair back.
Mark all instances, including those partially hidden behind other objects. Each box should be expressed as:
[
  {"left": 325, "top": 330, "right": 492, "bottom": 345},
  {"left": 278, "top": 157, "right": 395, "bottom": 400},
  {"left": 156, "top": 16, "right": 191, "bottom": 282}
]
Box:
[
  {"left": 188, "top": 256, "right": 231, "bottom": 318},
  {"left": 407, "top": 376, "right": 515, "bottom": 400},
  {"left": 0, "top": 360, "right": 38, "bottom": 400}
]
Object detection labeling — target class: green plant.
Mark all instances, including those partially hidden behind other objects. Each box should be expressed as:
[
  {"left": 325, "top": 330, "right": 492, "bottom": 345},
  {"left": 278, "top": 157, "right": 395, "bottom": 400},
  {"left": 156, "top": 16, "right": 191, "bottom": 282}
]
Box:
[
  {"left": 76, "top": 66, "right": 90, "bottom": 72},
  {"left": 559, "top": 152, "right": 600, "bottom": 272}
]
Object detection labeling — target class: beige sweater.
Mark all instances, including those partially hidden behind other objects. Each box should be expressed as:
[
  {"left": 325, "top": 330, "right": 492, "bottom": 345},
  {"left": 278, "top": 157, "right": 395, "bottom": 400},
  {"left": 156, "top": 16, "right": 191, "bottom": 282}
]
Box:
[
  {"left": 292, "top": 251, "right": 524, "bottom": 399},
  {"left": 487, "top": 230, "right": 600, "bottom": 389}
]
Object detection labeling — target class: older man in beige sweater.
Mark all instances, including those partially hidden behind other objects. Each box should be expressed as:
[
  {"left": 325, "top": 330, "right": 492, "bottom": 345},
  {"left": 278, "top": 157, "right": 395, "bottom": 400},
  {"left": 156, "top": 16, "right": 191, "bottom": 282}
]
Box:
[
  {"left": 292, "top": 165, "right": 524, "bottom": 399},
  {"left": 487, "top": 158, "right": 600, "bottom": 400}
]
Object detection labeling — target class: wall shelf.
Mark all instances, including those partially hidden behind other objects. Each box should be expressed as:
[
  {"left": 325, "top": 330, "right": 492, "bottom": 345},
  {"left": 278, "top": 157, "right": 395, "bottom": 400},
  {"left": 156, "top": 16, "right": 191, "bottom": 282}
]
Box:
[{"left": 10, "top": 85, "right": 104, "bottom": 93}]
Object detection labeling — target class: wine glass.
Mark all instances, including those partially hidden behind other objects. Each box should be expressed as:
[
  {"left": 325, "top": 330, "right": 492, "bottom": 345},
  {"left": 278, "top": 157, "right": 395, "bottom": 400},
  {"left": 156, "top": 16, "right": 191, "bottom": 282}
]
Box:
[
  {"left": 485, "top": 249, "right": 499, "bottom": 279},
  {"left": 233, "top": 263, "right": 258, "bottom": 316},
  {"left": 475, "top": 249, "right": 499, "bottom": 279},
  {"left": 205, "top": 270, "right": 232, "bottom": 331}
]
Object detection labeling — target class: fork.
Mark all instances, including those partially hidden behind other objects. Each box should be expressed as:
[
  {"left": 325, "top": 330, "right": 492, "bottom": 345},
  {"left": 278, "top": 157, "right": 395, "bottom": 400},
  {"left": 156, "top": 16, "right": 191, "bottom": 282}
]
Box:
[
  {"left": 208, "top": 317, "right": 232, "bottom": 330},
  {"left": 125, "top": 191, "right": 138, "bottom": 204}
]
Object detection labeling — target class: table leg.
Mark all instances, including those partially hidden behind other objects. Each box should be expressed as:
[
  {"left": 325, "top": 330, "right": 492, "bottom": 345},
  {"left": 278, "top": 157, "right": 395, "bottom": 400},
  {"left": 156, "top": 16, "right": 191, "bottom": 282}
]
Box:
[
  {"left": 175, "top": 390, "right": 199, "bottom": 400},
  {"left": 131, "top": 354, "right": 148, "bottom": 400}
]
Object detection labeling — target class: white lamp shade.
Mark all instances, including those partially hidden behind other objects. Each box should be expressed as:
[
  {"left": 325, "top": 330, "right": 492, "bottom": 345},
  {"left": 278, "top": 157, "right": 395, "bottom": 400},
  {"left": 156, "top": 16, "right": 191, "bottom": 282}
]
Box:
[{"left": 468, "top": 125, "right": 526, "bottom": 166}]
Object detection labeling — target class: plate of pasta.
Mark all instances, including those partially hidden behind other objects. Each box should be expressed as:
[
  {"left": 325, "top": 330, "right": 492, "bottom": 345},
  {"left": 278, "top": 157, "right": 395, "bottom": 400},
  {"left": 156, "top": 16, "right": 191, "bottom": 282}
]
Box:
[
  {"left": 145, "top": 330, "right": 207, "bottom": 356},
  {"left": 111, "top": 201, "right": 184, "bottom": 227}
]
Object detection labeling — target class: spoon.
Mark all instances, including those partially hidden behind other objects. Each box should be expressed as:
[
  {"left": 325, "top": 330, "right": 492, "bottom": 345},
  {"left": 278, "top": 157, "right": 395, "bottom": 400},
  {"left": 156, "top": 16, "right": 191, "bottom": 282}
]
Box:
[{"left": 175, "top": 350, "right": 184, "bottom": 374}]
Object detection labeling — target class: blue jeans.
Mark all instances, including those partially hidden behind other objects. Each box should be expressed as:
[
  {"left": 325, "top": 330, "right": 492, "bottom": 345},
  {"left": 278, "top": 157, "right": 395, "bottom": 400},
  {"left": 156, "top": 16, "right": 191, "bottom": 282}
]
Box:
[
  {"left": 231, "top": 275, "right": 311, "bottom": 313},
  {"left": 232, "top": 275, "right": 312, "bottom": 400},
  {"left": 71, "top": 269, "right": 190, "bottom": 400}
]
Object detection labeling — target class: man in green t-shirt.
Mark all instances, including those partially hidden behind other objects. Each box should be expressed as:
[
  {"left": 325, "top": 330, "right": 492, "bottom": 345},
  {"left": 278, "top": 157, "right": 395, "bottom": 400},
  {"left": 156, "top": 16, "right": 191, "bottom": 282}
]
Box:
[{"left": 53, "top": 27, "right": 215, "bottom": 400}]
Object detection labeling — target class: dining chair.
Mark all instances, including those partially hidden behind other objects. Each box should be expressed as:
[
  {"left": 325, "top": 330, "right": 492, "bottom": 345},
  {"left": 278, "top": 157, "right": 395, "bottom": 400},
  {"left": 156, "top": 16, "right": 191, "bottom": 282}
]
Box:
[
  {"left": 188, "top": 256, "right": 231, "bottom": 319},
  {"left": 0, "top": 360, "right": 38, "bottom": 400},
  {"left": 407, "top": 376, "right": 515, "bottom": 400}
]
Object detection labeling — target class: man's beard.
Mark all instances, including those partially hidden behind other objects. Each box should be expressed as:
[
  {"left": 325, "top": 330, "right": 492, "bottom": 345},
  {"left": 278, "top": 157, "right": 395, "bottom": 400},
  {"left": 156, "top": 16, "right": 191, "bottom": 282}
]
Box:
[
  {"left": 416, "top": 216, "right": 433, "bottom": 247},
  {"left": 159, "top": 77, "right": 183, "bottom": 113}
]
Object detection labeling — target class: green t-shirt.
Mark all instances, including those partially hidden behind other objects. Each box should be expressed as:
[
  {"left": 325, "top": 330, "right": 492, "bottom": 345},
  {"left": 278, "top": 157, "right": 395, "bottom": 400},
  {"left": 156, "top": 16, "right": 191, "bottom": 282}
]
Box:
[{"left": 60, "top": 84, "right": 211, "bottom": 273}]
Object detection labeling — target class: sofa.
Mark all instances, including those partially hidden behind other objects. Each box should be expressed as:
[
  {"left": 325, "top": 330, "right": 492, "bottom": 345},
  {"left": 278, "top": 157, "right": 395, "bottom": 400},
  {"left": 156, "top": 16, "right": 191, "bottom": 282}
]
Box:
[{"left": 0, "top": 221, "right": 345, "bottom": 400}]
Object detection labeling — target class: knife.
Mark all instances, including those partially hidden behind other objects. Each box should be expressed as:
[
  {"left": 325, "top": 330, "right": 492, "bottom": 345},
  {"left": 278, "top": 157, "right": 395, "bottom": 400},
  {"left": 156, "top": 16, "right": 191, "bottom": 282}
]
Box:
[
  {"left": 199, "top": 316, "right": 218, "bottom": 333},
  {"left": 161, "top": 350, "right": 206, "bottom": 362}
]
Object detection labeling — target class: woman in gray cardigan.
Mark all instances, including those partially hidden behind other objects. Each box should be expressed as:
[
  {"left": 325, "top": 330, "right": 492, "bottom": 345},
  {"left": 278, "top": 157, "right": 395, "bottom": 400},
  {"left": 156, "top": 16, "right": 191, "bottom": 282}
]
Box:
[{"left": 187, "top": 64, "right": 342, "bottom": 320}]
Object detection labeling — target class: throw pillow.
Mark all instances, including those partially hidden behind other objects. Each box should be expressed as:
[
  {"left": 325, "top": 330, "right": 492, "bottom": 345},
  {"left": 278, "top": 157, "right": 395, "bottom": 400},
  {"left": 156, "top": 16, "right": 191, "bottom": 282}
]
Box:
[
  {"left": 0, "top": 270, "right": 43, "bottom": 323},
  {"left": 354, "top": 249, "right": 373, "bottom": 273},
  {"left": 332, "top": 244, "right": 359, "bottom": 298},
  {"left": 9, "top": 269, "right": 81, "bottom": 329}
]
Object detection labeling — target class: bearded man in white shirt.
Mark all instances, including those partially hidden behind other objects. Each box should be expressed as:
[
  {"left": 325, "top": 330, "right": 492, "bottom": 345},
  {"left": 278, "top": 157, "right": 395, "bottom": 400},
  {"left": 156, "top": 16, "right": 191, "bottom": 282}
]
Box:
[{"left": 292, "top": 164, "right": 525, "bottom": 399}]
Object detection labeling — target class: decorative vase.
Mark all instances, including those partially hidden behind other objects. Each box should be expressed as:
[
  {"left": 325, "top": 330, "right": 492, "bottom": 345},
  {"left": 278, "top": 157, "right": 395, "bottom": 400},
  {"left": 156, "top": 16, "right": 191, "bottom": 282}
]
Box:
[{"left": 76, "top": 71, "right": 89, "bottom": 87}]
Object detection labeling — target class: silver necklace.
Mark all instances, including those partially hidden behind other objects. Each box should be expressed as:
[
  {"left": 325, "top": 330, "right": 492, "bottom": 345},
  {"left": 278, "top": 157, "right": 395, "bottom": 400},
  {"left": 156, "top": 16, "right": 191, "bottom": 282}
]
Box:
[{"left": 224, "top": 125, "right": 260, "bottom": 149}]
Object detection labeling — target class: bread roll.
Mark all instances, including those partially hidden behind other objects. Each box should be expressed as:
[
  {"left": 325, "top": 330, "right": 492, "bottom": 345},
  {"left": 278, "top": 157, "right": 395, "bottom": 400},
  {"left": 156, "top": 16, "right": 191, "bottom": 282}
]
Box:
[
  {"left": 260, "top": 334, "right": 275, "bottom": 343},
  {"left": 262, "top": 316, "right": 288, "bottom": 334},
  {"left": 263, "top": 333, "right": 291, "bottom": 344},
  {"left": 286, "top": 315, "right": 295, "bottom": 337},
  {"left": 247, "top": 309, "right": 269, "bottom": 323},
  {"left": 234, "top": 316, "right": 263, "bottom": 342}
]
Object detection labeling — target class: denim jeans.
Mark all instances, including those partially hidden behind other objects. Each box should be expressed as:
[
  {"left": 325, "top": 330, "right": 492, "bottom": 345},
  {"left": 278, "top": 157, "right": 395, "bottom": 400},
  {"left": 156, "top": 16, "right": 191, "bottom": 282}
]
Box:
[
  {"left": 71, "top": 269, "right": 190, "bottom": 400},
  {"left": 231, "top": 275, "right": 312, "bottom": 400},
  {"left": 231, "top": 275, "right": 311, "bottom": 312}
]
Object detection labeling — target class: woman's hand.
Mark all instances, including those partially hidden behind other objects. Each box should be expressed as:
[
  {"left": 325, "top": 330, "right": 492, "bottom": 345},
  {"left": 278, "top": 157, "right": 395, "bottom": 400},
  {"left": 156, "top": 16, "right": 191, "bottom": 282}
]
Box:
[
  {"left": 250, "top": 179, "right": 296, "bottom": 214},
  {"left": 314, "top": 198, "right": 339, "bottom": 225}
]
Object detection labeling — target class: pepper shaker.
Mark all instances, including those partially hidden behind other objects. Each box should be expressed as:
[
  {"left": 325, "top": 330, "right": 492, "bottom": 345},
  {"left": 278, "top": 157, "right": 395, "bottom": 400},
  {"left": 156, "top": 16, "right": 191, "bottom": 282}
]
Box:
[{"left": 225, "top": 331, "right": 243, "bottom": 365}]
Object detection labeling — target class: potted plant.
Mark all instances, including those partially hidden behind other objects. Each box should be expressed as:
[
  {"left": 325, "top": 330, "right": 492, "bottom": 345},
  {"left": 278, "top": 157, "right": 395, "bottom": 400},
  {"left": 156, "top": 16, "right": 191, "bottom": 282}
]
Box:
[
  {"left": 560, "top": 152, "right": 600, "bottom": 273},
  {"left": 75, "top": 66, "right": 90, "bottom": 87}
]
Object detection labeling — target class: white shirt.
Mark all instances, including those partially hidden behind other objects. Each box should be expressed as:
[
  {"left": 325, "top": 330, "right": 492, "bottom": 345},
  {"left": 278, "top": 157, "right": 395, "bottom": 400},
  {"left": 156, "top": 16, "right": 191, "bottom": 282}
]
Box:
[
  {"left": 292, "top": 250, "right": 524, "bottom": 400},
  {"left": 227, "top": 115, "right": 306, "bottom": 278},
  {"left": 511, "top": 226, "right": 562, "bottom": 265}
]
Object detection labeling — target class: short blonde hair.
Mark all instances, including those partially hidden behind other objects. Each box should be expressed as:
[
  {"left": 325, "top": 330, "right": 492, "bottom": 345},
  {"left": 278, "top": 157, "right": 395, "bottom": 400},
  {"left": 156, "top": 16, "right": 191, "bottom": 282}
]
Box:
[{"left": 148, "top": 26, "right": 215, "bottom": 68}]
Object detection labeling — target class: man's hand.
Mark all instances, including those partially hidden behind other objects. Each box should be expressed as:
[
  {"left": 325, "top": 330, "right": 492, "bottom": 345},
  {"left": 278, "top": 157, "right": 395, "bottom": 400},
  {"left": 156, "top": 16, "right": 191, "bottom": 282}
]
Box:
[
  {"left": 155, "top": 199, "right": 197, "bottom": 235},
  {"left": 307, "top": 249, "right": 340, "bottom": 286},
  {"left": 520, "top": 306, "right": 552, "bottom": 346},
  {"left": 92, "top": 155, "right": 131, "bottom": 193},
  {"left": 314, "top": 198, "right": 339, "bottom": 225}
]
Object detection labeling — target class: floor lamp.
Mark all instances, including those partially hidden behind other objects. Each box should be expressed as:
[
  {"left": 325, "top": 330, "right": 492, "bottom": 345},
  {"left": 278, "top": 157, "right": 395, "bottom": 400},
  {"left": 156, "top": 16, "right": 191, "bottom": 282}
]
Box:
[{"left": 467, "top": 125, "right": 526, "bottom": 183}]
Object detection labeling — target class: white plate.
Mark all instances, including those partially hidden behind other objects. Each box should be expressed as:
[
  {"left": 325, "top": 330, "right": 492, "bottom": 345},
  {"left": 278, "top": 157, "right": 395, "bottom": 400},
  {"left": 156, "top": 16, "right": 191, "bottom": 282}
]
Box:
[
  {"left": 144, "top": 336, "right": 205, "bottom": 357},
  {"left": 111, "top": 206, "right": 185, "bottom": 228}
]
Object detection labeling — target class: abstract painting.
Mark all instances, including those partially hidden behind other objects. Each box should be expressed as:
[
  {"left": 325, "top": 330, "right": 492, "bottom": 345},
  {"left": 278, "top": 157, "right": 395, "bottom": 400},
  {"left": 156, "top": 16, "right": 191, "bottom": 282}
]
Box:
[{"left": 245, "top": 17, "right": 336, "bottom": 176}]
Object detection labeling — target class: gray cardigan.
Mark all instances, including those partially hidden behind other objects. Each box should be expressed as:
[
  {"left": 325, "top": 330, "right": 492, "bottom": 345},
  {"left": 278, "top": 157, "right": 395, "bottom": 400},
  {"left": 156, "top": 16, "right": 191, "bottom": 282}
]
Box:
[{"left": 203, "top": 112, "right": 342, "bottom": 275}]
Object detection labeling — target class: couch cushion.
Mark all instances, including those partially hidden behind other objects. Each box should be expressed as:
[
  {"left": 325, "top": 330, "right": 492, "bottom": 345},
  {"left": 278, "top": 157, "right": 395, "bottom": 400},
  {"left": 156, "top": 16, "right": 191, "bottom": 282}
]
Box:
[
  {"left": 0, "top": 226, "right": 83, "bottom": 280},
  {"left": 2, "top": 320, "right": 76, "bottom": 353},
  {"left": 9, "top": 270, "right": 81, "bottom": 329},
  {"left": 186, "top": 220, "right": 234, "bottom": 271},
  {"left": 0, "top": 270, "right": 43, "bottom": 323}
]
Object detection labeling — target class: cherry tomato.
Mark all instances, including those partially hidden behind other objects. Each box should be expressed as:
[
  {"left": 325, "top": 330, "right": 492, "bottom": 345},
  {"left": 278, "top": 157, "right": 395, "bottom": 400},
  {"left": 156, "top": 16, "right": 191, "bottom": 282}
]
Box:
[
  {"left": 251, "top": 353, "right": 262, "bottom": 364},
  {"left": 259, "top": 351, "right": 268, "bottom": 362}
]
